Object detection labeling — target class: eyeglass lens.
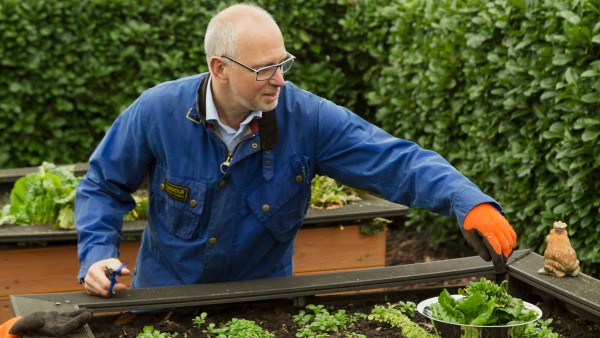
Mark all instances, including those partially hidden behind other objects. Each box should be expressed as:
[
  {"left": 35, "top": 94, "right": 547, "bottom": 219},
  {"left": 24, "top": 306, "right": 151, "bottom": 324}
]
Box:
[{"left": 256, "top": 57, "right": 295, "bottom": 81}]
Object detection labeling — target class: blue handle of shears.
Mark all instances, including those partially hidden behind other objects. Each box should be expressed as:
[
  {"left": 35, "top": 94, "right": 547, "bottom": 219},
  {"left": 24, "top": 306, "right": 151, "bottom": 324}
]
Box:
[{"left": 108, "top": 263, "right": 127, "bottom": 295}]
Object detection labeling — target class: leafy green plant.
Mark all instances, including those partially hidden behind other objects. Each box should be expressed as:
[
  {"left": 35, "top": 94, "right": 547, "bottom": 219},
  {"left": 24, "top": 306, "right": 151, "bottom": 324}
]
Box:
[
  {"left": 136, "top": 326, "right": 179, "bottom": 338},
  {"left": 358, "top": 217, "right": 393, "bottom": 235},
  {"left": 369, "top": 302, "right": 438, "bottom": 338},
  {"left": 309, "top": 175, "right": 362, "bottom": 209},
  {"left": 292, "top": 304, "right": 366, "bottom": 338},
  {"left": 0, "top": 162, "right": 81, "bottom": 229},
  {"left": 193, "top": 312, "right": 275, "bottom": 337},
  {"left": 202, "top": 318, "right": 274, "bottom": 338},
  {"left": 427, "top": 278, "right": 558, "bottom": 337},
  {"left": 192, "top": 312, "right": 208, "bottom": 328},
  {"left": 431, "top": 278, "right": 538, "bottom": 326},
  {"left": 522, "top": 319, "right": 559, "bottom": 338}
]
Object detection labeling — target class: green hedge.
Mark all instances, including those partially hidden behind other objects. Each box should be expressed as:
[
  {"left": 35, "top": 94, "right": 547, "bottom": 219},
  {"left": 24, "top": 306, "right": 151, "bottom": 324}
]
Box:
[
  {"left": 0, "top": 0, "right": 373, "bottom": 168},
  {"left": 341, "top": 0, "right": 600, "bottom": 274},
  {"left": 0, "top": 0, "right": 213, "bottom": 166},
  {"left": 1, "top": 0, "right": 599, "bottom": 276}
]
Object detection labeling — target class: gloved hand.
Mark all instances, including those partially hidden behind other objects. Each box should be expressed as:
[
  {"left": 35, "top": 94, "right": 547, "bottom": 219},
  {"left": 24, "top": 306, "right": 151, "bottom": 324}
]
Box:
[
  {"left": 462, "top": 203, "right": 517, "bottom": 272},
  {"left": 8, "top": 308, "right": 93, "bottom": 337}
]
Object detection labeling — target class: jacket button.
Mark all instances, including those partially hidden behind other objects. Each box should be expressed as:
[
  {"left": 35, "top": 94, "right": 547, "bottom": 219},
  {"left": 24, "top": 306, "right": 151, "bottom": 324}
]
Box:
[
  {"left": 159, "top": 183, "right": 165, "bottom": 190},
  {"left": 262, "top": 204, "right": 270, "bottom": 213},
  {"left": 209, "top": 237, "right": 217, "bottom": 245},
  {"left": 251, "top": 143, "right": 258, "bottom": 149},
  {"left": 296, "top": 175, "right": 303, "bottom": 183},
  {"left": 189, "top": 199, "right": 197, "bottom": 207},
  {"left": 218, "top": 180, "right": 226, "bottom": 187}
]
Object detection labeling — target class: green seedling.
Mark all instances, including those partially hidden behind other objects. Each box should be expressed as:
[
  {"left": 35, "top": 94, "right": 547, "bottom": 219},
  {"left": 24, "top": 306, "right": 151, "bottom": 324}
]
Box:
[
  {"left": 292, "top": 304, "right": 366, "bottom": 338},
  {"left": 203, "top": 318, "right": 273, "bottom": 338},
  {"left": 136, "top": 326, "right": 179, "bottom": 338},
  {"left": 369, "top": 303, "right": 439, "bottom": 338}
]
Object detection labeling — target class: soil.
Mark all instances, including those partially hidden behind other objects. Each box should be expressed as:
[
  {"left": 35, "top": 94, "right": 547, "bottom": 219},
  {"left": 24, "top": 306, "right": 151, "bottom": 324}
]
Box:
[{"left": 81, "top": 223, "right": 600, "bottom": 337}]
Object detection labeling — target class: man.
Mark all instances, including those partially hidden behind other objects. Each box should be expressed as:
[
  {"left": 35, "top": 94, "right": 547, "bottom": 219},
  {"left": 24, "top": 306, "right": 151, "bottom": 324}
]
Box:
[{"left": 76, "top": 3, "right": 516, "bottom": 297}]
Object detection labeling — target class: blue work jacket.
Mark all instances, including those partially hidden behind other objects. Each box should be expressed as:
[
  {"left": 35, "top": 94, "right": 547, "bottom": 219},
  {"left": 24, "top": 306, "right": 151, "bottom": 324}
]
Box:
[{"left": 75, "top": 73, "right": 497, "bottom": 287}]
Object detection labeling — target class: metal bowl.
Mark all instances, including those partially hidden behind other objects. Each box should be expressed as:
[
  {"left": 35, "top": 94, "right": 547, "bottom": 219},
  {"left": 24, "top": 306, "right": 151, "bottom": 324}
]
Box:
[{"left": 417, "top": 295, "right": 542, "bottom": 338}]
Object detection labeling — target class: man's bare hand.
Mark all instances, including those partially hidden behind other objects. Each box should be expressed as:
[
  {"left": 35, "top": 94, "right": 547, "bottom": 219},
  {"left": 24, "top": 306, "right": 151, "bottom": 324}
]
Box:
[{"left": 83, "top": 258, "right": 130, "bottom": 297}]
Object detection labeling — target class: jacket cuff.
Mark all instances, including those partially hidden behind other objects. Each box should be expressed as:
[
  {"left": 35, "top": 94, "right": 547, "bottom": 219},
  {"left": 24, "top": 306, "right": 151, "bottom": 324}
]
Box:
[{"left": 452, "top": 187, "right": 499, "bottom": 228}]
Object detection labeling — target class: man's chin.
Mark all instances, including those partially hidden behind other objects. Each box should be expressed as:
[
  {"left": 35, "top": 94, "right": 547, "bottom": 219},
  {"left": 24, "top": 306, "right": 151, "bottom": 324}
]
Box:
[{"left": 259, "top": 101, "right": 278, "bottom": 112}]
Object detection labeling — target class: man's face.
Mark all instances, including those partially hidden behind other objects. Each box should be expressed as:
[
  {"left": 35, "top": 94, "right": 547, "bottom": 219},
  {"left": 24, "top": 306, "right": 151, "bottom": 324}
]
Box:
[{"left": 225, "top": 21, "right": 287, "bottom": 113}]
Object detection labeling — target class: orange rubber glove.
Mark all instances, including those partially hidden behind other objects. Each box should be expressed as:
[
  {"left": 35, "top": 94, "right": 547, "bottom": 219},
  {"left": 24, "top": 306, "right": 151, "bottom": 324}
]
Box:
[
  {"left": 0, "top": 317, "right": 21, "bottom": 338},
  {"left": 463, "top": 203, "right": 517, "bottom": 272}
]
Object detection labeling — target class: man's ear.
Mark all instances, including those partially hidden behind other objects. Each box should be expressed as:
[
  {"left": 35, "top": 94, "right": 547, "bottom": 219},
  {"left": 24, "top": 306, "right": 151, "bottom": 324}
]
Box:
[{"left": 209, "top": 56, "right": 228, "bottom": 83}]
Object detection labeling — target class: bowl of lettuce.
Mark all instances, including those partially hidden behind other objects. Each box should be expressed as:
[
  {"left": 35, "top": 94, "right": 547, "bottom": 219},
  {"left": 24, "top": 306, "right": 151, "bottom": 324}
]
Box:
[{"left": 417, "top": 278, "right": 542, "bottom": 338}]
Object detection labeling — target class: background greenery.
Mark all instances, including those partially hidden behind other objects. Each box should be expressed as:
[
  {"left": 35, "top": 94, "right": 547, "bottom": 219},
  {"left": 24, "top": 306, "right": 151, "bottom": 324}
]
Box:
[{"left": 1, "top": 0, "right": 599, "bottom": 275}]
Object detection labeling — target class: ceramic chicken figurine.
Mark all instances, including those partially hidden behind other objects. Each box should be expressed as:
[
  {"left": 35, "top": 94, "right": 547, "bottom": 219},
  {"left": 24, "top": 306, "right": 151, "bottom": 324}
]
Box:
[{"left": 538, "top": 221, "right": 580, "bottom": 277}]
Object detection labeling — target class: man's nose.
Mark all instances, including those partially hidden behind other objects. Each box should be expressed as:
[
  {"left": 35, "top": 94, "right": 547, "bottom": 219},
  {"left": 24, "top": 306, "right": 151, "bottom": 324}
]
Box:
[{"left": 268, "top": 66, "right": 285, "bottom": 86}]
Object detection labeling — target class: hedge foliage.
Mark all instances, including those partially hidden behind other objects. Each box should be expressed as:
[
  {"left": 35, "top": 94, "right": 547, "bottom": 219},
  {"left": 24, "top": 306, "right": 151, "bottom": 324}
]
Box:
[
  {"left": 1, "top": 0, "right": 599, "bottom": 275},
  {"left": 340, "top": 0, "right": 600, "bottom": 275},
  {"left": 0, "top": 0, "right": 373, "bottom": 168}
]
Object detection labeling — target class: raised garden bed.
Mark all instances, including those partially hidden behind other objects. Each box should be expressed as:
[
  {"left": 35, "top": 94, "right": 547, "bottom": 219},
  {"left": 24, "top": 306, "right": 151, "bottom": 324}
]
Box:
[
  {"left": 0, "top": 163, "right": 408, "bottom": 324},
  {"left": 10, "top": 249, "right": 600, "bottom": 337},
  {"left": 5, "top": 164, "right": 600, "bottom": 336}
]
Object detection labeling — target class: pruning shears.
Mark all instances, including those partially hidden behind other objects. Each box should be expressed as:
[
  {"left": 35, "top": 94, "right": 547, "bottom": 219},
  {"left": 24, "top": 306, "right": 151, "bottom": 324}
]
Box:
[{"left": 104, "top": 263, "right": 127, "bottom": 295}]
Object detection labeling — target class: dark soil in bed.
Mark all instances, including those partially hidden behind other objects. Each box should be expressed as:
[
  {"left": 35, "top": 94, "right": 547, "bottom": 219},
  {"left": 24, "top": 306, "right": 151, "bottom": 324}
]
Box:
[{"left": 87, "top": 223, "right": 600, "bottom": 337}]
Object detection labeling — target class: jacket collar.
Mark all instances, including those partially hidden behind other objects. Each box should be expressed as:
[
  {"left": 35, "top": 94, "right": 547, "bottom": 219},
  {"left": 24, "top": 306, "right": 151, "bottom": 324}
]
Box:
[{"left": 187, "top": 74, "right": 278, "bottom": 150}]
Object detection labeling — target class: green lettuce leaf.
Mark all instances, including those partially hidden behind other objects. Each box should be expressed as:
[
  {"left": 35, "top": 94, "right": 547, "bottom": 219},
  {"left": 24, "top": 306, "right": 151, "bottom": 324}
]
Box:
[
  {"left": 432, "top": 278, "right": 538, "bottom": 326},
  {"left": 0, "top": 162, "right": 81, "bottom": 229}
]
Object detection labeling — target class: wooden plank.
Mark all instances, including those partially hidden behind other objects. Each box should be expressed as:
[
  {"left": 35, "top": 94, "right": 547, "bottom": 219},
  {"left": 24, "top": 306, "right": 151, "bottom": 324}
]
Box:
[
  {"left": 294, "top": 225, "right": 386, "bottom": 274},
  {"left": 11, "top": 253, "right": 499, "bottom": 314},
  {"left": 508, "top": 250, "right": 600, "bottom": 322},
  {"left": 0, "top": 300, "right": 11, "bottom": 326}
]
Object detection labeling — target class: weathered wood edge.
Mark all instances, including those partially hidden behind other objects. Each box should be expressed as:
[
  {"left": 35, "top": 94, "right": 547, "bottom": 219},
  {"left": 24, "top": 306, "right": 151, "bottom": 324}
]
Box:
[
  {"left": 507, "top": 250, "right": 600, "bottom": 322},
  {"left": 11, "top": 252, "right": 501, "bottom": 314}
]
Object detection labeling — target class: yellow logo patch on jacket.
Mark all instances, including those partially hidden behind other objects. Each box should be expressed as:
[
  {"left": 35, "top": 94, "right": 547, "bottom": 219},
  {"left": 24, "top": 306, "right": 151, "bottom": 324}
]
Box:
[{"left": 164, "top": 179, "right": 189, "bottom": 202}]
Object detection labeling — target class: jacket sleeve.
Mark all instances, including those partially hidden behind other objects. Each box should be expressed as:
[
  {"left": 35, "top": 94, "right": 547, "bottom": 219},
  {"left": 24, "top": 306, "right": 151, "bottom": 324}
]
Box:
[
  {"left": 75, "top": 93, "right": 153, "bottom": 280},
  {"left": 0, "top": 317, "right": 21, "bottom": 338},
  {"left": 314, "top": 98, "right": 498, "bottom": 227}
]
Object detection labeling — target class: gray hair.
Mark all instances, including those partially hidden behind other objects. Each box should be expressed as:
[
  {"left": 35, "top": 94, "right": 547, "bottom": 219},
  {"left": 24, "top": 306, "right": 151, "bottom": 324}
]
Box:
[{"left": 204, "top": 3, "right": 276, "bottom": 66}]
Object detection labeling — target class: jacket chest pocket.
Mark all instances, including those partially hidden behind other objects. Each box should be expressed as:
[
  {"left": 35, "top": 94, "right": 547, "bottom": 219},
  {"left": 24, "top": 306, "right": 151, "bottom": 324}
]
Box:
[
  {"left": 245, "top": 155, "right": 311, "bottom": 242},
  {"left": 152, "top": 173, "right": 207, "bottom": 239}
]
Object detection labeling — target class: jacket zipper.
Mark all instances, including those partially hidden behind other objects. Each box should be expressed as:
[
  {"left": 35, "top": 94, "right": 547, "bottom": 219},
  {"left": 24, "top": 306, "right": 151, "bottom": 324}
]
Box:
[{"left": 219, "top": 133, "right": 256, "bottom": 174}]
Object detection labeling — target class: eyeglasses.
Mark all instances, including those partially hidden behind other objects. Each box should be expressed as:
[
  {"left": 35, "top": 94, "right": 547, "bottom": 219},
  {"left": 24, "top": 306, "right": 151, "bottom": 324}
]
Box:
[{"left": 221, "top": 52, "right": 296, "bottom": 81}]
